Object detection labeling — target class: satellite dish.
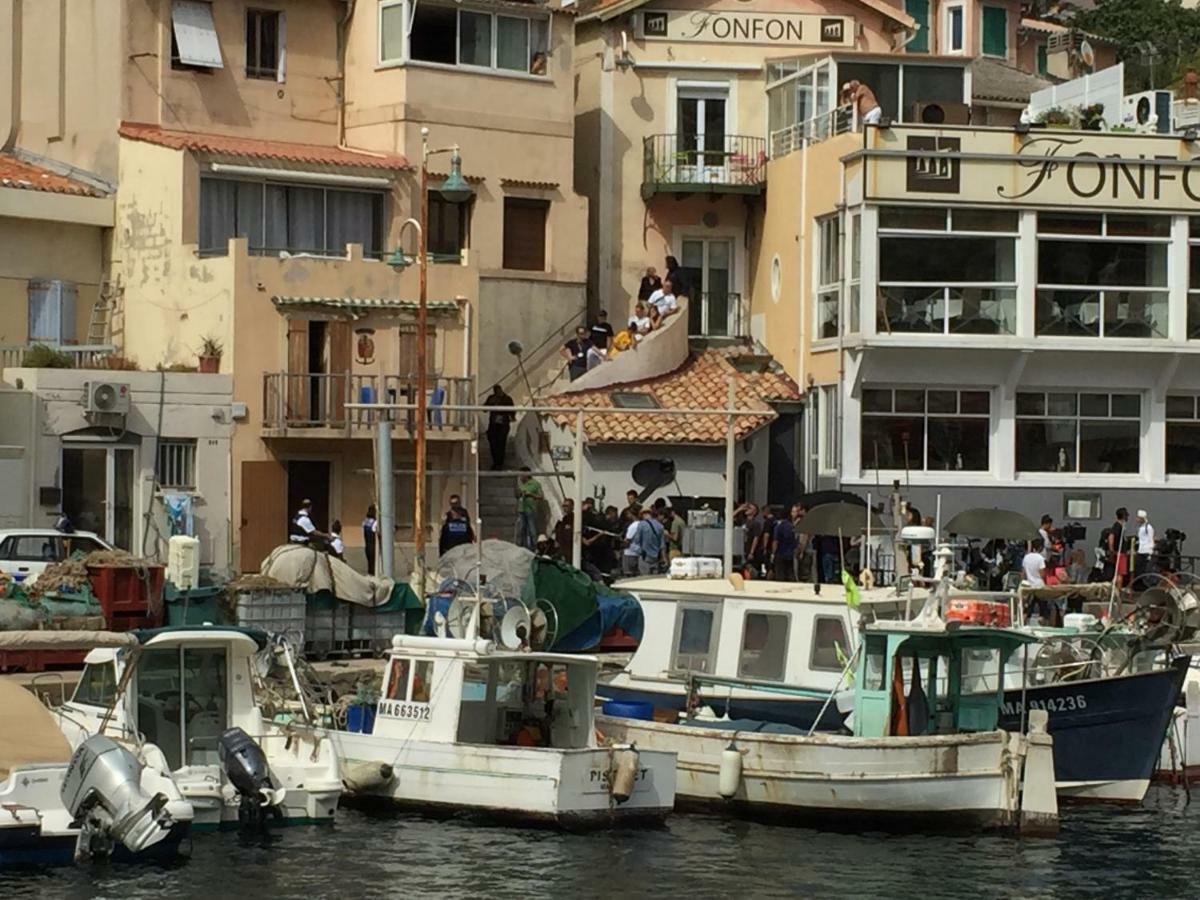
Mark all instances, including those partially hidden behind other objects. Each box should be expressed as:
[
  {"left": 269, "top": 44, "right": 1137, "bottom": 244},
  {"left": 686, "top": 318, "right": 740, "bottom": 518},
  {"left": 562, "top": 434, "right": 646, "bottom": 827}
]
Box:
[
  {"left": 446, "top": 597, "right": 474, "bottom": 639},
  {"left": 1079, "top": 40, "right": 1095, "bottom": 69},
  {"left": 498, "top": 604, "right": 533, "bottom": 650},
  {"left": 631, "top": 458, "right": 676, "bottom": 502}
]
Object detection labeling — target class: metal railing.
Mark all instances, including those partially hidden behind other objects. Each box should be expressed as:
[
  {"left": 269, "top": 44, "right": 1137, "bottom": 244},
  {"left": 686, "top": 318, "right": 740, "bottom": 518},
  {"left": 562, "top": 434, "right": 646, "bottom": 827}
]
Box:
[
  {"left": 643, "top": 134, "right": 767, "bottom": 191},
  {"left": 263, "top": 373, "right": 475, "bottom": 433},
  {"left": 688, "top": 292, "right": 748, "bottom": 339},
  {"left": 0, "top": 344, "right": 116, "bottom": 369},
  {"left": 769, "top": 105, "right": 855, "bottom": 158}
]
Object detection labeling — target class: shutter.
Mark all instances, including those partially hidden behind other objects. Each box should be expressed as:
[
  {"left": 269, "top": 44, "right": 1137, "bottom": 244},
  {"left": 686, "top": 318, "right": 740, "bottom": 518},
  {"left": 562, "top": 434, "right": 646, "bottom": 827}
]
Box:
[
  {"left": 982, "top": 7, "right": 1007, "bottom": 57},
  {"left": 397, "top": 325, "right": 438, "bottom": 377},
  {"left": 328, "top": 320, "right": 352, "bottom": 425},
  {"left": 171, "top": 0, "right": 224, "bottom": 68},
  {"left": 905, "top": 0, "right": 929, "bottom": 53},
  {"left": 286, "top": 319, "right": 308, "bottom": 423},
  {"left": 502, "top": 198, "right": 549, "bottom": 271}
]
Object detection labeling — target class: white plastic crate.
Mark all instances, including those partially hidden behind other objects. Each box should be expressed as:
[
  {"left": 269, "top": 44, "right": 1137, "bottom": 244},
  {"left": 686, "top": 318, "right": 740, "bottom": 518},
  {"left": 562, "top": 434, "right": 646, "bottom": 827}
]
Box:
[{"left": 234, "top": 588, "right": 306, "bottom": 647}]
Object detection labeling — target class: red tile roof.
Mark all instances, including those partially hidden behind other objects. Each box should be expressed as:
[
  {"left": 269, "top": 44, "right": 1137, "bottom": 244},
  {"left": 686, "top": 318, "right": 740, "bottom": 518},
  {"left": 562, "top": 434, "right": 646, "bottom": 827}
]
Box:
[
  {"left": 549, "top": 348, "right": 802, "bottom": 445},
  {"left": 118, "top": 122, "right": 409, "bottom": 171},
  {"left": 0, "top": 154, "right": 106, "bottom": 197}
]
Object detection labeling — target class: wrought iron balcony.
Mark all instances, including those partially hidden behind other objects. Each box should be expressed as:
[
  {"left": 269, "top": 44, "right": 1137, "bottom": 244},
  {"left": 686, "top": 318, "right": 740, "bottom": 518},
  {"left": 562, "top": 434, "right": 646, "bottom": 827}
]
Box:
[
  {"left": 262, "top": 373, "right": 475, "bottom": 435},
  {"left": 642, "top": 135, "right": 767, "bottom": 200},
  {"left": 687, "top": 292, "right": 748, "bottom": 339}
]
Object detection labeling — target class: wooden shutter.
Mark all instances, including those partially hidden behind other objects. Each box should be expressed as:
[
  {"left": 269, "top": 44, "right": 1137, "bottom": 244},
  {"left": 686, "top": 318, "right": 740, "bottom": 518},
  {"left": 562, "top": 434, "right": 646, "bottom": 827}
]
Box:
[
  {"left": 286, "top": 318, "right": 308, "bottom": 423},
  {"left": 905, "top": 0, "right": 929, "bottom": 53},
  {"left": 502, "top": 198, "right": 549, "bottom": 271},
  {"left": 328, "top": 320, "right": 351, "bottom": 424},
  {"left": 981, "top": 6, "right": 1007, "bottom": 57},
  {"left": 397, "top": 325, "right": 438, "bottom": 377},
  {"left": 239, "top": 459, "right": 287, "bottom": 572}
]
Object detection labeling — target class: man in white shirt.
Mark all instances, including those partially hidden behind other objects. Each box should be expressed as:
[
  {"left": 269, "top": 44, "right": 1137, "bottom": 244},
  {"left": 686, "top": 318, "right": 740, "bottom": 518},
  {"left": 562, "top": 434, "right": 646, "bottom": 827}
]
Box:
[
  {"left": 622, "top": 516, "right": 643, "bottom": 576},
  {"left": 629, "top": 302, "right": 652, "bottom": 340},
  {"left": 1022, "top": 538, "right": 1047, "bottom": 588},
  {"left": 1135, "top": 509, "right": 1155, "bottom": 582},
  {"left": 289, "top": 500, "right": 320, "bottom": 544},
  {"left": 647, "top": 279, "right": 679, "bottom": 327}
]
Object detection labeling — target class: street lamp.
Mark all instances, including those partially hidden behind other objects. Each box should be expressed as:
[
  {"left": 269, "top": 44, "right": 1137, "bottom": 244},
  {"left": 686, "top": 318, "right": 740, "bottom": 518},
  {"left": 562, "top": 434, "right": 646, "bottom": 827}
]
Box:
[{"left": 386, "top": 127, "right": 474, "bottom": 594}]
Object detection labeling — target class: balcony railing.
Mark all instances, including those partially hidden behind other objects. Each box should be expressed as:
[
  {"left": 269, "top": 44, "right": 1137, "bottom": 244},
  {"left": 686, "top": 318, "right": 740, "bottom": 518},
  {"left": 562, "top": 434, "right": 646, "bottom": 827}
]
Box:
[
  {"left": 769, "top": 105, "right": 855, "bottom": 158},
  {"left": 263, "top": 373, "right": 475, "bottom": 433},
  {"left": 642, "top": 135, "right": 767, "bottom": 199},
  {"left": 0, "top": 344, "right": 116, "bottom": 369},
  {"left": 687, "top": 292, "right": 748, "bottom": 339}
]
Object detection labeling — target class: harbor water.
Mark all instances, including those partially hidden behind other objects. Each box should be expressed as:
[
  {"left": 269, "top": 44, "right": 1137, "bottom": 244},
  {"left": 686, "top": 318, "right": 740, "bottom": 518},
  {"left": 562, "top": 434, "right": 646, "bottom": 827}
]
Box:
[{"left": 3, "top": 786, "right": 1198, "bottom": 899}]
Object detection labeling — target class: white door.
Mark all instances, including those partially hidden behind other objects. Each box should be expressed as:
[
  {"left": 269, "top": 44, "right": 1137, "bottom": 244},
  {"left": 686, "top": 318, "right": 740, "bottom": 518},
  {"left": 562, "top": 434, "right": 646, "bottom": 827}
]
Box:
[
  {"left": 681, "top": 238, "right": 735, "bottom": 336},
  {"left": 677, "top": 87, "right": 729, "bottom": 183},
  {"left": 62, "top": 444, "right": 135, "bottom": 549}
]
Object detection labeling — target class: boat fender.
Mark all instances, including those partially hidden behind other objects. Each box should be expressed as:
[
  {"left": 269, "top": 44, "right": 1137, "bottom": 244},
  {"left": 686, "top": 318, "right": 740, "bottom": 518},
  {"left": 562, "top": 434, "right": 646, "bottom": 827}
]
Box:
[
  {"left": 610, "top": 747, "right": 640, "bottom": 804},
  {"left": 340, "top": 760, "right": 396, "bottom": 793},
  {"left": 718, "top": 742, "right": 743, "bottom": 799}
]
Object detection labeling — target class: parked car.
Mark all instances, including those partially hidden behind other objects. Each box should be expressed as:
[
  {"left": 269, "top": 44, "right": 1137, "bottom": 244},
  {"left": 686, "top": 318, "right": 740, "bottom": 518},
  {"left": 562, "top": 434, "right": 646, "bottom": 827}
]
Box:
[{"left": 0, "top": 529, "right": 113, "bottom": 585}]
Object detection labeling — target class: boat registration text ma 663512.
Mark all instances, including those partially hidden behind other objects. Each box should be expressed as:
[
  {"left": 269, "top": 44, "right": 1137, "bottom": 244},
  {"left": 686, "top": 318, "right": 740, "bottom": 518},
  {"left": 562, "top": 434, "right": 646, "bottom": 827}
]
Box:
[{"left": 378, "top": 700, "right": 432, "bottom": 721}]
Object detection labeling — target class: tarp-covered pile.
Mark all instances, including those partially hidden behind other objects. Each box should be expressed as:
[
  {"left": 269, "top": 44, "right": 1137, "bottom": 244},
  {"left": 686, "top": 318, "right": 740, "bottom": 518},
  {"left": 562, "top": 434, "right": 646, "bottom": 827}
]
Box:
[{"left": 260, "top": 545, "right": 394, "bottom": 607}]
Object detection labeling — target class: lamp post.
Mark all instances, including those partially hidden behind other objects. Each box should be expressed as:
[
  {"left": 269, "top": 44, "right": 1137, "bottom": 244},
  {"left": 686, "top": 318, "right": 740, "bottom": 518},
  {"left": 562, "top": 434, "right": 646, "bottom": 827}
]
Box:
[{"left": 387, "top": 127, "right": 473, "bottom": 594}]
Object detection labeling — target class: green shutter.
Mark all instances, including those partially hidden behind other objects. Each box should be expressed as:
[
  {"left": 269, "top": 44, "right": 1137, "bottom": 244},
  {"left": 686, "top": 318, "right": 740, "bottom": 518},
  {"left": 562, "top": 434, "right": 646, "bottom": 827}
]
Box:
[
  {"left": 1036, "top": 44, "right": 1048, "bottom": 75},
  {"left": 905, "top": 0, "right": 930, "bottom": 53},
  {"left": 982, "top": 6, "right": 1007, "bottom": 57}
]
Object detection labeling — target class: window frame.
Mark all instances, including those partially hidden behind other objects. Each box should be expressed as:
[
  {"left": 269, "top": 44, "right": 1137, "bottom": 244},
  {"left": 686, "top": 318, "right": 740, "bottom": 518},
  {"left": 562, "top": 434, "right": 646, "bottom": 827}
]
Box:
[
  {"left": 980, "top": 5, "right": 1008, "bottom": 58},
  {"left": 157, "top": 439, "right": 198, "bottom": 491},
  {"left": 736, "top": 611, "right": 791, "bottom": 682},
  {"left": 669, "top": 602, "right": 722, "bottom": 675},
  {"left": 810, "top": 615, "right": 850, "bottom": 673},
  {"left": 1165, "top": 395, "right": 1200, "bottom": 475},
  {"left": 501, "top": 196, "right": 550, "bottom": 271},
  {"left": 245, "top": 8, "right": 285, "bottom": 81},
  {"left": 426, "top": 192, "right": 473, "bottom": 260},
  {"left": 71, "top": 662, "right": 118, "bottom": 709},
  {"left": 814, "top": 214, "right": 841, "bottom": 340},
  {"left": 378, "top": 0, "right": 551, "bottom": 79},
  {"left": 943, "top": 2, "right": 966, "bottom": 54},
  {"left": 1014, "top": 390, "right": 1143, "bottom": 475},
  {"left": 1187, "top": 218, "right": 1200, "bottom": 340},
  {"left": 860, "top": 386, "right": 992, "bottom": 473},
  {"left": 2, "top": 535, "right": 61, "bottom": 562}
]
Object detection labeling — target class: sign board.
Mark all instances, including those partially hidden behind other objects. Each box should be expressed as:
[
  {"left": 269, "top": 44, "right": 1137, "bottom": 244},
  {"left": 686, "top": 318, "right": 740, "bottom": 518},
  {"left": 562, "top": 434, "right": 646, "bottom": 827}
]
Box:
[
  {"left": 868, "top": 126, "right": 1200, "bottom": 212},
  {"left": 637, "top": 10, "right": 854, "bottom": 48}
]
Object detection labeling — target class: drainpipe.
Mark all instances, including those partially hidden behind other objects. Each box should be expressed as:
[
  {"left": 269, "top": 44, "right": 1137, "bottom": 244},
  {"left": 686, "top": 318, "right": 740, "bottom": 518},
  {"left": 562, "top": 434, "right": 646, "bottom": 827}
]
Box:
[
  {"left": 335, "top": 0, "right": 357, "bottom": 148},
  {"left": 0, "top": 0, "right": 23, "bottom": 151},
  {"left": 374, "top": 419, "right": 395, "bottom": 579}
]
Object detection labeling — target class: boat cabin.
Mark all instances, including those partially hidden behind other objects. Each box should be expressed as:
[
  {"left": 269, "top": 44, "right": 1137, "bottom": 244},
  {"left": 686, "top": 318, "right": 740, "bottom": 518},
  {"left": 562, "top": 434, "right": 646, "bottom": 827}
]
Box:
[
  {"left": 376, "top": 636, "right": 598, "bottom": 750},
  {"left": 854, "top": 622, "right": 1038, "bottom": 738},
  {"left": 60, "top": 626, "right": 271, "bottom": 771}
]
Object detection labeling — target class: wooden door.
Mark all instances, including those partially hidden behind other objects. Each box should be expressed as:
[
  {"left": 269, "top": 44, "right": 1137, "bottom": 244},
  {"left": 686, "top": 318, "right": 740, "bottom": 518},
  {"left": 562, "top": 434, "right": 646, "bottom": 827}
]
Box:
[
  {"left": 286, "top": 319, "right": 308, "bottom": 423},
  {"left": 328, "top": 320, "right": 351, "bottom": 425},
  {"left": 239, "top": 459, "right": 287, "bottom": 572}
]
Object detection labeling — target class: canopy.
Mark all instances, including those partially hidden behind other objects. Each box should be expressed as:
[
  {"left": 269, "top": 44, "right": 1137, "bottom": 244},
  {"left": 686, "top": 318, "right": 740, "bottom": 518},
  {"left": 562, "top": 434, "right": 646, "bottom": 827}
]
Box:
[
  {"left": 0, "top": 630, "right": 138, "bottom": 651},
  {"left": 802, "top": 502, "right": 887, "bottom": 535},
  {"left": 944, "top": 508, "right": 1039, "bottom": 541},
  {"left": 259, "top": 545, "right": 393, "bottom": 607},
  {"left": 0, "top": 680, "right": 72, "bottom": 781}
]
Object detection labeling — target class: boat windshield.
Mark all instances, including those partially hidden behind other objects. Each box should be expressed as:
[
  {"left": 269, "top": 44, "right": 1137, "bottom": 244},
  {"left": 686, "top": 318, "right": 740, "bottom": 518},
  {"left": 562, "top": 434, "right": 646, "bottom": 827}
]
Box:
[{"left": 456, "top": 658, "right": 594, "bottom": 750}]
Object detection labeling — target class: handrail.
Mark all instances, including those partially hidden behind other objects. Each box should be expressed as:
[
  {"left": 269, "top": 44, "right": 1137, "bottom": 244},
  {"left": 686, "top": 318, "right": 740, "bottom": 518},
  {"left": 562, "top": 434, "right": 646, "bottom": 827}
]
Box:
[
  {"left": 492, "top": 306, "right": 586, "bottom": 397},
  {"left": 263, "top": 372, "right": 475, "bottom": 431}
]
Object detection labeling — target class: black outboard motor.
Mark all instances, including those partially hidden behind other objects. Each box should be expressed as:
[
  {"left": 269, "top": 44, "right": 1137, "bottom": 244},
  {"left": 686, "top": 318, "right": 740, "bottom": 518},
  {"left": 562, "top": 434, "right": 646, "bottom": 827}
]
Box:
[{"left": 218, "top": 727, "right": 286, "bottom": 827}]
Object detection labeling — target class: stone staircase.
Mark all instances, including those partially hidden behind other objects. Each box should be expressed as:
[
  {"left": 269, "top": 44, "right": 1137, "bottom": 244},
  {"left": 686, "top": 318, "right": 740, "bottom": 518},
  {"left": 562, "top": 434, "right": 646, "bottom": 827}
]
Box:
[{"left": 477, "top": 439, "right": 518, "bottom": 541}]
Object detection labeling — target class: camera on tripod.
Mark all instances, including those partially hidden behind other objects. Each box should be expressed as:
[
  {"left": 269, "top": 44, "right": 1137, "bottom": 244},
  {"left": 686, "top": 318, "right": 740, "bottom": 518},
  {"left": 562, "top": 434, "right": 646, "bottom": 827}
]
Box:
[{"left": 1155, "top": 528, "right": 1187, "bottom": 571}]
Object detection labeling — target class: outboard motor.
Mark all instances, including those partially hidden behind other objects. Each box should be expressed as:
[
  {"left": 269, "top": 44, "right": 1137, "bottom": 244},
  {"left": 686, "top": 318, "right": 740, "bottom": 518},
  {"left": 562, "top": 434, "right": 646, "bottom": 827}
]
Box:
[
  {"left": 60, "top": 735, "right": 177, "bottom": 863},
  {"left": 218, "top": 727, "right": 287, "bottom": 826}
]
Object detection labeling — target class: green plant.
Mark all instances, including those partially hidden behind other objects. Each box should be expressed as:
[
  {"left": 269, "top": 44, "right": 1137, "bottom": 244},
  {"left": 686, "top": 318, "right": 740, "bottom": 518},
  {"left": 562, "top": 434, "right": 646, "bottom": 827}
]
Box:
[
  {"left": 1109, "top": 124, "right": 1136, "bottom": 133},
  {"left": 1080, "top": 103, "right": 1106, "bottom": 131},
  {"left": 1035, "top": 106, "right": 1075, "bottom": 127},
  {"left": 199, "top": 335, "right": 223, "bottom": 358},
  {"left": 104, "top": 355, "right": 139, "bottom": 371},
  {"left": 22, "top": 343, "right": 74, "bottom": 368},
  {"left": 160, "top": 362, "right": 198, "bottom": 372}
]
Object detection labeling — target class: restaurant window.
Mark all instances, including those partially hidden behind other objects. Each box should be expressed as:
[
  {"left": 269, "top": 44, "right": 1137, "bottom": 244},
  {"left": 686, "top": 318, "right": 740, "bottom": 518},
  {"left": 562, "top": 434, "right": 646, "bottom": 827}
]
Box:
[
  {"left": 157, "top": 439, "right": 197, "bottom": 491},
  {"left": 816, "top": 215, "right": 840, "bottom": 339},
  {"left": 245, "top": 9, "right": 284, "bottom": 80},
  {"left": 1187, "top": 218, "right": 1200, "bottom": 339},
  {"left": 1015, "top": 391, "right": 1141, "bottom": 474},
  {"left": 428, "top": 193, "right": 471, "bottom": 260},
  {"left": 737, "top": 612, "right": 789, "bottom": 682},
  {"left": 811, "top": 616, "right": 849, "bottom": 671},
  {"left": 199, "top": 178, "right": 385, "bottom": 258},
  {"left": 861, "top": 387, "right": 990, "bottom": 472},
  {"left": 1166, "top": 396, "right": 1200, "bottom": 475},
  {"left": 877, "top": 207, "right": 1016, "bottom": 335},
  {"left": 1036, "top": 212, "right": 1169, "bottom": 339},
  {"left": 981, "top": 6, "right": 1008, "bottom": 57},
  {"left": 380, "top": 0, "right": 549, "bottom": 75},
  {"left": 502, "top": 197, "right": 549, "bottom": 271},
  {"left": 672, "top": 604, "right": 720, "bottom": 673},
  {"left": 847, "top": 213, "right": 861, "bottom": 334}
]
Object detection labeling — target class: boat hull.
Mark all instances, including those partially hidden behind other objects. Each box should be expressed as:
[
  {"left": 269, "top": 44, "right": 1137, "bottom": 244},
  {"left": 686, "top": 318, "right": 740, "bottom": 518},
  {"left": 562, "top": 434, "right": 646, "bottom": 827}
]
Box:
[
  {"left": 598, "top": 715, "right": 1051, "bottom": 834},
  {"left": 597, "top": 682, "right": 844, "bottom": 731},
  {"left": 326, "top": 730, "right": 676, "bottom": 829}
]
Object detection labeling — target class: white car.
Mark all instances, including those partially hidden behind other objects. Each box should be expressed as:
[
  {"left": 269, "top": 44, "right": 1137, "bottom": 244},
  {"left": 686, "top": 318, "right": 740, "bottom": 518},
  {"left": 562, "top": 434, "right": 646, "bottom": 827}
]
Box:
[{"left": 0, "top": 529, "right": 113, "bottom": 585}]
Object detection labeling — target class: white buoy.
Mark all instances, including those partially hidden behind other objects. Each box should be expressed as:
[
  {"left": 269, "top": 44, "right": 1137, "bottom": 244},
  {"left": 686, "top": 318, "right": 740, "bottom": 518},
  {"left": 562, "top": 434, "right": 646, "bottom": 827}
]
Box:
[{"left": 718, "top": 742, "right": 742, "bottom": 799}]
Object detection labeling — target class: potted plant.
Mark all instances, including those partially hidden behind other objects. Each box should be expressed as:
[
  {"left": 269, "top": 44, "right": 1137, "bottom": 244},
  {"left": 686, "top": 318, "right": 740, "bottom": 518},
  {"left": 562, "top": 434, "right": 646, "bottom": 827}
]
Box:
[
  {"left": 1079, "top": 103, "right": 1106, "bottom": 131},
  {"left": 198, "top": 335, "right": 223, "bottom": 373},
  {"left": 1035, "top": 106, "right": 1075, "bottom": 130}
]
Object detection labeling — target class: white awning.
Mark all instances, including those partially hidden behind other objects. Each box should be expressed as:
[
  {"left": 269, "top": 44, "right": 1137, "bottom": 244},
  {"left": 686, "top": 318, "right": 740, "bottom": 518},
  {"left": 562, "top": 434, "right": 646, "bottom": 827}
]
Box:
[{"left": 172, "top": 0, "right": 224, "bottom": 69}]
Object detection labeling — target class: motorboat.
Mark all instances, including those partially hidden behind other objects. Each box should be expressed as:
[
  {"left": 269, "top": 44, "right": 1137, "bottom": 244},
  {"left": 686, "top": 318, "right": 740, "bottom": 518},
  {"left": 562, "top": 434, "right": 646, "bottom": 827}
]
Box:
[
  {"left": 55, "top": 625, "right": 342, "bottom": 829},
  {"left": 598, "top": 617, "right": 1058, "bottom": 834},
  {"left": 0, "top": 675, "right": 192, "bottom": 866},
  {"left": 305, "top": 632, "right": 677, "bottom": 829}
]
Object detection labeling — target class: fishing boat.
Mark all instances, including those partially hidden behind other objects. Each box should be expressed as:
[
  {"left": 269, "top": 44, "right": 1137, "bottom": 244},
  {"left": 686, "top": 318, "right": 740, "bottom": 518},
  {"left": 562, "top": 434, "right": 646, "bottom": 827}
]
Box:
[
  {"left": 598, "top": 573, "right": 1187, "bottom": 803},
  {"left": 307, "top": 632, "right": 677, "bottom": 828},
  {"left": 0, "top": 641, "right": 192, "bottom": 866},
  {"left": 55, "top": 625, "right": 343, "bottom": 829},
  {"left": 598, "top": 616, "right": 1058, "bottom": 834}
]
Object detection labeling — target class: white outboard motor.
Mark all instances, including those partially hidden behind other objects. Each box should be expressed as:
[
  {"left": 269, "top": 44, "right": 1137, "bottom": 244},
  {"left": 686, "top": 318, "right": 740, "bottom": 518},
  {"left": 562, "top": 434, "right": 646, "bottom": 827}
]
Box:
[
  {"left": 60, "top": 735, "right": 176, "bottom": 863},
  {"left": 218, "top": 727, "right": 287, "bottom": 825}
]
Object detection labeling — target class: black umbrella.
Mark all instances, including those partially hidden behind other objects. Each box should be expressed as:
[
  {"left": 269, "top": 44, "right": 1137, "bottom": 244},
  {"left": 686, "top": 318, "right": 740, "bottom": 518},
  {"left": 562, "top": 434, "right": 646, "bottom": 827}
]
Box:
[
  {"left": 798, "top": 490, "right": 867, "bottom": 509},
  {"left": 944, "top": 508, "right": 1039, "bottom": 541},
  {"left": 801, "top": 502, "right": 886, "bottom": 535}
]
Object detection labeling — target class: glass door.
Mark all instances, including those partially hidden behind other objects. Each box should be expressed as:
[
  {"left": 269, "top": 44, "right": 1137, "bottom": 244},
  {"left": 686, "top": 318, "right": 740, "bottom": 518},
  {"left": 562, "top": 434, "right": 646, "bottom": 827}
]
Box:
[
  {"left": 134, "top": 646, "right": 229, "bottom": 770},
  {"left": 682, "top": 238, "right": 734, "bottom": 336},
  {"left": 62, "top": 444, "right": 136, "bottom": 549},
  {"left": 677, "top": 87, "right": 728, "bottom": 183}
]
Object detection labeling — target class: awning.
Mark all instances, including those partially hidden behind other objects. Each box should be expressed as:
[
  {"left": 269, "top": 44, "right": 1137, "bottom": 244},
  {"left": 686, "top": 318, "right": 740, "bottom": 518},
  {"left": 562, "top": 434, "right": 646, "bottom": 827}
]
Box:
[{"left": 271, "top": 296, "right": 462, "bottom": 319}]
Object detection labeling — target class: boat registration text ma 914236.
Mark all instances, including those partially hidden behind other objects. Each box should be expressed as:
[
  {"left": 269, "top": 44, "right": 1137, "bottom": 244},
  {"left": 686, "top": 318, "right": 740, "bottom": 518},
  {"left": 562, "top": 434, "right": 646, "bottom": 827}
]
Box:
[
  {"left": 378, "top": 700, "right": 432, "bottom": 721},
  {"left": 1001, "top": 694, "right": 1087, "bottom": 717}
]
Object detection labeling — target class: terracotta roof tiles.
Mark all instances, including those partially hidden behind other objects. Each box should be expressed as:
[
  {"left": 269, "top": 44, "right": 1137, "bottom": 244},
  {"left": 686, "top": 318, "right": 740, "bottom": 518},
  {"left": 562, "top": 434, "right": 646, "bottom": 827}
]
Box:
[
  {"left": 548, "top": 348, "right": 801, "bottom": 445},
  {"left": 118, "top": 122, "right": 409, "bottom": 171},
  {"left": 0, "top": 154, "right": 106, "bottom": 197}
]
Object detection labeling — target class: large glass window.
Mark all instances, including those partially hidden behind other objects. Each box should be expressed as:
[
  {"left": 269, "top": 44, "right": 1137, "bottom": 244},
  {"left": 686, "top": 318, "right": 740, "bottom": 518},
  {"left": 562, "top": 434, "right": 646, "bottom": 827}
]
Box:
[
  {"left": 816, "top": 215, "right": 840, "bottom": 339},
  {"left": 738, "top": 612, "right": 790, "bottom": 681},
  {"left": 1188, "top": 219, "right": 1200, "bottom": 339},
  {"left": 428, "top": 193, "right": 472, "bottom": 260},
  {"left": 1167, "top": 396, "right": 1200, "bottom": 474},
  {"left": 877, "top": 207, "right": 1016, "bottom": 335},
  {"left": 1015, "top": 391, "right": 1141, "bottom": 473},
  {"left": 381, "top": 0, "right": 549, "bottom": 75},
  {"left": 672, "top": 605, "right": 719, "bottom": 673},
  {"left": 1036, "top": 213, "right": 1168, "bottom": 339},
  {"left": 848, "top": 213, "right": 861, "bottom": 334},
  {"left": 199, "top": 178, "right": 384, "bottom": 257},
  {"left": 861, "top": 387, "right": 990, "bottom": 471}
]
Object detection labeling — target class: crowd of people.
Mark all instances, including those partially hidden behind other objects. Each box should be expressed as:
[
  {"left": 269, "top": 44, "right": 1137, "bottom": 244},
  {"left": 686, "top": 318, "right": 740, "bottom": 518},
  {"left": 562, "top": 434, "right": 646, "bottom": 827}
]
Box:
[
  {"left": 560, "top": 254, "right": 689, "bottom": 381},
  {"left": 732, "top": 502, "right": 860, "bottom": 584}
]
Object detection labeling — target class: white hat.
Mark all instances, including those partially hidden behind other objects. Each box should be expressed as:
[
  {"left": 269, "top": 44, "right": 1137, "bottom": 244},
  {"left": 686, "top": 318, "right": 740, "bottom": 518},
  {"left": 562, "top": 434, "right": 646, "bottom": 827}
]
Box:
[{"left": 1137, "top": 509, "right": 1148, "bottom": 519}]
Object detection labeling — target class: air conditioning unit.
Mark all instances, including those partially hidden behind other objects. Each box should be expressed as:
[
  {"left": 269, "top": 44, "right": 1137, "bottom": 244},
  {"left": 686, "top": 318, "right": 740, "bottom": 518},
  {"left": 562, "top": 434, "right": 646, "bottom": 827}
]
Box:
[
  {"left": 911, "top": 101, "right": 971, "bottom": 125},
  {"left": 1123, "top": 90, "right": 1172, "bottom": 134},
  {"left": 83, "top": 381, "right": 131, "bottom": 415}
]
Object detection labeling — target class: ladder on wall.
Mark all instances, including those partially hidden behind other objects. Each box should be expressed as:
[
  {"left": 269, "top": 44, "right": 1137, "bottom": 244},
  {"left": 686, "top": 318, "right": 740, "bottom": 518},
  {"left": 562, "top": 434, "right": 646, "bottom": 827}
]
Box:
[{"left": 86, "top": 276, "right": 119, "bottom": 346}]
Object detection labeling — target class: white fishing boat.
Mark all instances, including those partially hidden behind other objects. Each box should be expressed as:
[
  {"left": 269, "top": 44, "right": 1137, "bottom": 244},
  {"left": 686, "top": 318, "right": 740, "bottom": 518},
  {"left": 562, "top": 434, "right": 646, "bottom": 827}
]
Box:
[
  {"left": 599, "top": 618, "right": 1058, "bottom": 834},
  {"left": 0, "top": 666, "right": 192, "bottom": 866},
  {"left": 55, "top": 625, "right": 342, "bottom": 829},
  {"left": 312, "top": 632, "right": 677, "bottom": 828}
]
